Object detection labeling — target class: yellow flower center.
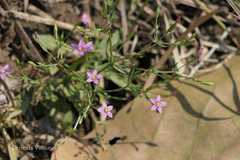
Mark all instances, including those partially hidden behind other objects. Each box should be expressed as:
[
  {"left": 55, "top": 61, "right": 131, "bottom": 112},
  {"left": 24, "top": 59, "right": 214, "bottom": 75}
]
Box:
[
  {"left": 155, "top": 102, "right": 161, "bottom": 107},
  {"left": 79, "top": 46, "right": 84, "bottom": 52},
  {"left": 104, "top": 107, "right": 109, "bottom": 113},
  {"left": 92, "top": 74, "right": 97, "bottom": 80}
]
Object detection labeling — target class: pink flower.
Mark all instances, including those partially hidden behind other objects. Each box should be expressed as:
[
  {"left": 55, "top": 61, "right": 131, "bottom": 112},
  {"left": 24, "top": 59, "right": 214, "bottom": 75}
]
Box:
[
  {"left": 86, "top": 70, "right": 103, "bottom": 85},
  {"left": 0, "top": 64, "right": 11, "bottom": 80},
  {"left": 81, "top": 13, "right": 91, "bottom": 26},
  {"left": 71, "top": 39, "right": 94, "bottom": 57},
  {"left": 97, "top": 102, "right": 113, "bottom": 119},
  {"left": 149, "top": 95, "right": 167, "bottom": 113}
]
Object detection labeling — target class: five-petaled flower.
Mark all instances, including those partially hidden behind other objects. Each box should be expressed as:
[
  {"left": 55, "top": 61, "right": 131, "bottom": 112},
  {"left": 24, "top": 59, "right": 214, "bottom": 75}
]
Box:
[
  {"left": 0, "top": 64, "right": 11, "bottom": 80},
  {"left": 86, "top": 70, "right": 103, "bottom": 85},
  {"left": 149, "top": 95, "right": 167, "bottom": 113},
  {"left": 71, "top": 39, "right": 94, "bottom": 57},
  {"left": 97, "top": 101, "right": 113, "bottom": 119},
  {"left": 81, "top": 13, "right": 91, "bottom": 26}
]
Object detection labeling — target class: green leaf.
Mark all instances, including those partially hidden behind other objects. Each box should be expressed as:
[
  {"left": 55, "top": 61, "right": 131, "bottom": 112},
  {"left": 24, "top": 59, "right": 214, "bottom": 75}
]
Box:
[
  {"left": 33, "top": 33, "right": 70, "bottom": 55},
  {"left": 33, "top": 34, "right": 57, "bottom": 52},
  {"left": 112, "top": 30, "right": 120, "bottom": 47},
  {"left": 20, "top": 89, "right": 33, "bottom": 114},
  {"left": 102, "top": 67, "right": 141, "bottom": 94},
  {"left": 63, "top": 111, "right": 74, "bottom": 126}
]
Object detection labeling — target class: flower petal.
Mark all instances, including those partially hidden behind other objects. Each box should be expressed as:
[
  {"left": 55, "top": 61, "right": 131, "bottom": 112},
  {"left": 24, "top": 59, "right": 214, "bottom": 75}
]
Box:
[
  {"left": 156, "top": 107, "right": 162, "bottom": 113},
  {"left": 2, "top": 64, "right": 10, "bottom": 72},
  {"left": 93, "top": 79, "right": 99, "bottom": 85},
  {"left": 0, "top": 64, "right": 10, "bottom": 80},
  {"left": 87, "top": 71, "right": 92, "bottom": 77},
  {"left": 150, "top": 98, "right": 156, "bottom": 104},
  {"left": 92, "top": 70, "right": 98, "bottom": 75},
  {"left": 87, "top": 78, "right": 93, "bottom": 83},
  {"left": 108, "top": 105, "right": 113, "bottom": 111},
  {"left": 85, "top": 42, "right": 94, "bottom": 51},
  {"left": 156, "top": 95, "right": 161, "bottom": 101},
  {"left": 107, "top": 112, "right": 113, "bottom": 118},
  {"left": 78, "top": 39, "right": 84, "bottom": 47},
  {"left": 97, "top": 106, "right": 104, "bottom": 113},
  {"left": 71, "top": 43, "right": 79, "bottom": 50},
  {"left": 78, "top": 50, "right": 85, "bottom": 56},
  {"left": 81, "top": 13, "right": 90, "bottom": 25},
  {"left": 150, "top": 105, "right": 157, "bottom": 111}
]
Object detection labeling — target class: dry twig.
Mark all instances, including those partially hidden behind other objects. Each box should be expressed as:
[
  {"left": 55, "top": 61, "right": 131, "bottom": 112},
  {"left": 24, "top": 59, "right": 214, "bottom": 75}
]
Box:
[
  {"left": 0, "top": 0, "right": 44, "bottom": 62},
  {"left": 119, "top": 0, "right": 129, "bottom": 55},
  {"left": 6, "top": 10, "right": 102, "bottom": 38}
]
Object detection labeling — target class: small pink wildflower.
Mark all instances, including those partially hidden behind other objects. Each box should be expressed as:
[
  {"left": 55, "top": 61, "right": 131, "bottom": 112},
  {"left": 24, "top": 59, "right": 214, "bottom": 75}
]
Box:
[
  {"left": 0, "top": 64, "right": 11, "bottom": 80},
  {"left": 97, "top": 102, "right": 113, "bottom": 119},
  {"left": 86, "top": 70, "right": 103, "bottom": 85},
  {"left": 149, "top": 95, "right": 167, "bottom": 113},
  {"left": 81, "top": 13, "right": 91, "bottom": 26},
  {"left": 71, "top": 39, "right": 94, "bottom": 57}
]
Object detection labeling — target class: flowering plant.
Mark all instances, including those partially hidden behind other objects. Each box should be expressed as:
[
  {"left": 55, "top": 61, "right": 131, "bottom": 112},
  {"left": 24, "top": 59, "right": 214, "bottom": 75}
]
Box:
[{"left": 16, "top": 1, "right": 201, "bottom": 133}]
